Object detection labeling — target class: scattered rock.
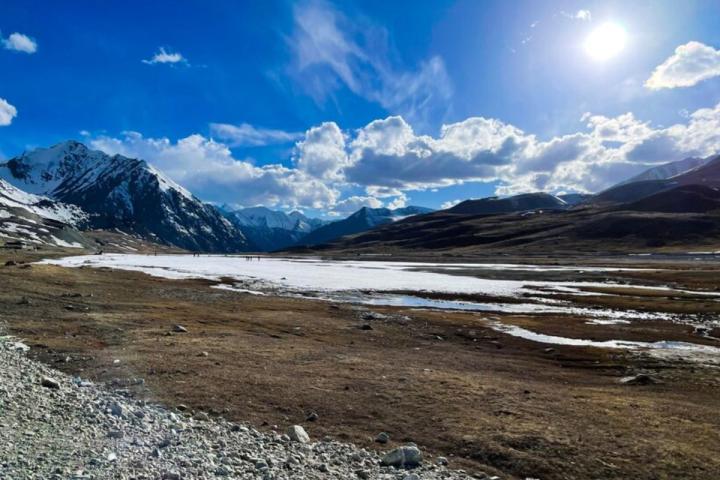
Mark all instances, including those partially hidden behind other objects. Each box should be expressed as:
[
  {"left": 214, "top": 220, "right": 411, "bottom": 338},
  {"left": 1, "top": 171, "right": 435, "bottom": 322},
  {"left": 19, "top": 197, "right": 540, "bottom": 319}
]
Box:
[
  {"left": 40, "top": 376, "right": 60, "bottom": 389},
  {"left": 287, "top": 425, "right": 310, "bottom": 443},
  {"left": 381, "top": 445, "right": 423, "bottom": 468},
  {"left": 437, "top": 456, "right": 449, "bottom": 466},
  {"left": 306, "top": 411, "right": 319, "bottom": 422},
  {"left": 172, "top": 324, "right": 188, "bottom": 333},
  {"left": 620, "top": 373, "right": 660, "bottom": 385},
  {"left": 375, "top": 432, "right": 390, "bottom": 444}
]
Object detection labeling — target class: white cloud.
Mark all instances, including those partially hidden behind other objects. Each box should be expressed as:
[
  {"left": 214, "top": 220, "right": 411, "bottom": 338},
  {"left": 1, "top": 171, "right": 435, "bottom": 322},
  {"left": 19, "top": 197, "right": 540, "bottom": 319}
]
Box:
[
  {"left": 88, "top": 100, "right": 720, "bottom": 213},
  {"left": 90, "top": 132, "right": 338, "bottom": 209},
  {"left": 329, "top": 195, "right": 383, "bottom": 216},
  {"left": 0, "top": 98, "right": 17, "bottom": 126},
  {"left": 293, "top": 122, "right": 349, "bottom": 180},
  {"left": 561, "top": 10, "right": 591, "bottom": 21},
  {"left": 646, "top": 41, "right": 720, "bottom": 90},
  {"left": 287, "top": 0, "right": 451, "bottom": 126},
  {"left": 2, "top": 32, "right": 37, "bottom": 53},
  {"left": 142, "top": 47, "right": 187, "bottom": 65},
  {"left": 440, "top": 199, "right": 462, "bottom": 210},
  {"left": 575, "top": 10, "right": 592, "bottom": 21},
  {"left": 210, "top": 123, "right": 302, "bottom": 147}
]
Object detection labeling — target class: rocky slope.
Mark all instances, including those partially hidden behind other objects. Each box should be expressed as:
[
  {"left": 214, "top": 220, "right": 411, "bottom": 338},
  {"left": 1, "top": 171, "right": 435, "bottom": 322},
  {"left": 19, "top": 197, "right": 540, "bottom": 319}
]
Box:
[
  {"left": 0, "top": 141, "right": 250, "bottom": 252},
  {"left": 0, "top": 179, "right": 89, "bottom": 249},
  {"left": 0, "top": 334, "right": 480, "bottom": 480}
]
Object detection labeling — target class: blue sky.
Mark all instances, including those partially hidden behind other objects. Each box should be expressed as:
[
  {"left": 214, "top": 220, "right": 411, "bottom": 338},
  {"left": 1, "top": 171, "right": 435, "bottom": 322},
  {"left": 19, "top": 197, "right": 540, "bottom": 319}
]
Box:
[{"left": 1, "top": 0, "right": 720, "bottom": 217}]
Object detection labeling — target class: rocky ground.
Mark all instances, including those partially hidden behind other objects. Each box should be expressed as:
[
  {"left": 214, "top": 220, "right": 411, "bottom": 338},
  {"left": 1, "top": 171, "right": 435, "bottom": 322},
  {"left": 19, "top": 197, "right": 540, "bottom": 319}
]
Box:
[{"left": 0, "top": 335, "right": 488, "bottom": 480}]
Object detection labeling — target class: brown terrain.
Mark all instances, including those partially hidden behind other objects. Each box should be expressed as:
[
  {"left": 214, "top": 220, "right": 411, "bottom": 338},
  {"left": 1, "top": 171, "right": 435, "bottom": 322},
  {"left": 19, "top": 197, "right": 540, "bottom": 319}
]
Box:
[{"left": 2, "top": 249, "right": 720, "bottom": 479}]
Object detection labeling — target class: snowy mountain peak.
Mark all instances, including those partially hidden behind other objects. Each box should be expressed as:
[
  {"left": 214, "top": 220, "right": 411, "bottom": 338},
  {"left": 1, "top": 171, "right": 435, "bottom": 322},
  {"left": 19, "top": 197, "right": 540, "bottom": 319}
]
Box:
[{"left": 1, "top": 141, "right": 249, "bottom": 252}]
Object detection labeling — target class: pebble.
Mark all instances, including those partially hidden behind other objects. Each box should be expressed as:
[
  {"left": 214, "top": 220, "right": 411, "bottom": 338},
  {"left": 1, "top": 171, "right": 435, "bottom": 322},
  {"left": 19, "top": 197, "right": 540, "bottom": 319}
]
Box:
[
  {"left": 40, "top": 376, "right": 60, "bottom": 389},
  {"left": 172, "top": 324, "right": 188, "bottom": 333},
  {"left": 375, "top": 432, "right": 390, "bottom": 444},
  {"left": 381, "top": 446, "right": 423, "bottom": 468},
  {"left": 287, "top": 425, "right": 310, "bottom": 443}
]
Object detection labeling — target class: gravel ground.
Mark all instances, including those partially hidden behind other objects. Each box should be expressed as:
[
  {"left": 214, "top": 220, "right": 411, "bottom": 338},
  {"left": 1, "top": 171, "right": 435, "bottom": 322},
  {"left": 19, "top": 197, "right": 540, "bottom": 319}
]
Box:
[{"left": 0, "top": 335, "right": 495, "bottom": 480}]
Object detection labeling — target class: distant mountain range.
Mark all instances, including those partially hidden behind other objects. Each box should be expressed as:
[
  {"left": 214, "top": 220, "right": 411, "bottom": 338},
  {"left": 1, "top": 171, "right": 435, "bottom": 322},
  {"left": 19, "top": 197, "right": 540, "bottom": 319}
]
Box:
[
  {"left": 295, "top": 206, "right": 434, "bottom": 247},
  {"left": 222, "top": 206, "right": 328, "bottom": 251},
  {"left": 1, "top": 141, "right": 719, "bottom": 254}
]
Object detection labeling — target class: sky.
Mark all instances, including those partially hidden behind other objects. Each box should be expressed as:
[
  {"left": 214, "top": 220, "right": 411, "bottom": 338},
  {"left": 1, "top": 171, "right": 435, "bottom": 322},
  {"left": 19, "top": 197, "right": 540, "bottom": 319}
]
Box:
[{"left": 1, "top": 0, "right": 720, "bottom": 217}]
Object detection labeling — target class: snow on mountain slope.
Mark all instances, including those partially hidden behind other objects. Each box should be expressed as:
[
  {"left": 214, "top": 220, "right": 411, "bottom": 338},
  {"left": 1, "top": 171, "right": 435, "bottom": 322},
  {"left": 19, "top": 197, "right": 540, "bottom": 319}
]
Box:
[
  {"left": 223, "top": 206, "right": 328, "bottom": 252},
  {"left": 617, "top": 157, "right": 710, "bottom": 186},
  {"left": 0, "top": 179, "right": 89, "bottom": 248},
  {"left": 0, "top": 141, "right": 250, "bottom": 252},
  {"left": 0, "top": 179, "right": 87, "bottom": 225}
]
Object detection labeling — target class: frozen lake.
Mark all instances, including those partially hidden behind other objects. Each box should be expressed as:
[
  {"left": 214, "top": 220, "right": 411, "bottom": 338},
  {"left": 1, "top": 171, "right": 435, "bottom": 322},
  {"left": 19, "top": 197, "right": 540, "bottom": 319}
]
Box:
[{"left": 41, "top": 254, "right": 720, "bottom": 362}]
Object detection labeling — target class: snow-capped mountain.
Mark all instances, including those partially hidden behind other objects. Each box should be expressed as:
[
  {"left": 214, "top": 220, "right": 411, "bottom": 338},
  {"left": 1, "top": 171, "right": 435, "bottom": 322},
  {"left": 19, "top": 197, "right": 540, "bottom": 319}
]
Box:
[
  {"left": 0, "top": 141, "right": 250, "bottom": 252},
  {"left": 296, "top": 206, "right": 433, "bottom": 247},
  {"left": 617, "top": 157, "right": 710, "bottom": 186},
  {"left": 223, "top": 206, "right": 327, "bottom": 251},
  {"left": 0, "top": 179, "right": 89, "bottom": 248}
]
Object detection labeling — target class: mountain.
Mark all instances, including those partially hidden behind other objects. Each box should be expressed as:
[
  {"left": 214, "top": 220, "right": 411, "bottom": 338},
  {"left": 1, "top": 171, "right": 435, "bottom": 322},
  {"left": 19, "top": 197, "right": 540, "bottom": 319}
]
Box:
[
  {"left": 306, "top": 185, "right": 720, "bottom": 254},
  {"left": 447, "top": 193, "right": 567, "bottom": 215},
  {"left": 625, "top": 184, "right": 720, "bottom": 214},
  {"left": 595, "top": 154, "right": 720, "bottom": 205},
  {"left": 0, "top": 179, "right": 90, "bottom": 249},
  {"left": 0, "top": 141, "right": 250, "bottom": 252},
  {"left": 671, "top": 154, "right": 720, "bottom": 187},
  {"left": 296, "top": 206, "right": 433, "bottom": 247},
  {"left": 619, "top": 157, "right": 709, "bottom": 185},
  {"left": 558, "top": 193, "right": 592, "bottom": 206},
  {"left": 223, "top": 206, "right": 327, "bottom": 251}
]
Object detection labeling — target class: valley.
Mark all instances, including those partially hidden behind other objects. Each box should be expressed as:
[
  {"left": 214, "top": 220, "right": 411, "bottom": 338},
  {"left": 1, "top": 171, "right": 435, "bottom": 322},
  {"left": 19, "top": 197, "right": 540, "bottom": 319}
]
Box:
[{"left": 3, "top": 249, "right": 720, "bottom": 479}]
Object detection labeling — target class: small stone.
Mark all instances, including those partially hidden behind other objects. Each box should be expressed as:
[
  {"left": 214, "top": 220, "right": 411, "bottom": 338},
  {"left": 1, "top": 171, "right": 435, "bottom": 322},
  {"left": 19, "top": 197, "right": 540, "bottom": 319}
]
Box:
[
  {"left": 107, "top": 452, "right": 117, "bottom": 462},
  {"left": 543, "top": 347, "right": 555, "bottom": 353},
  {"left": 287, "top": 425, "right": 310, "bottom": 443},
  {"left": 172, "top": 324, "right": 188, "bottom": 333},
  {"left": 359, "top": 324, "right": 373, "bottom": 330},
  {"left": 194, "top": 411, "right": 210, "bottom": 421},
  {"left": 108, "top": 402, "right": 124, "bottom": 417},
  {"left": 355, "top": 470, "right": 370, "bottom": 479},
  {"left": 620, "top": 373, "right": 660, "bottom": 385},
  {"left": 306, "top": 411, "right": 319, "bottom": 422},
  {"left": 176, "top": 404, "right": 189, "bottom": 411},
  {"left": 198, "top": 351, "right": 209, "bottom": 357},
  {"left": 375, "top": 432, "right": 390, "bottom": 444},
  {"left": 380, "top": 446, "right": 423, "bottom": 468},
  {"left": 318, "top": 463, "right": 330, "bottom": 472},
  {"left": 436, "top": 456, "right": 449, "bottom": 466},
  {"left": 41, "top": 376, "right": 60, "bottom": 389}
]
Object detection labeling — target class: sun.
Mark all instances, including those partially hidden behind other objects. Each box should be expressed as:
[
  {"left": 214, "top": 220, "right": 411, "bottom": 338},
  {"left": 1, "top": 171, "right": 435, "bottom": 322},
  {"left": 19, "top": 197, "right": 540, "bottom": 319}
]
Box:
[{"left": 584, "top": 22, "right": 627, "bottom": 61}]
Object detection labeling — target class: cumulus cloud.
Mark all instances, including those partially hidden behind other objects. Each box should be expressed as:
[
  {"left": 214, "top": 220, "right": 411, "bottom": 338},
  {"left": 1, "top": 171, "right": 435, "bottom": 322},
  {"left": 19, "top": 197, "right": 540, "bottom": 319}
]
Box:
[
  {"left": 90, "top": 132, "right": 338, "bottom": 208},
  {"left": 646, "top": 41, "right": 720, "bottom": 90},
  {"left": 440, "top": 199, "right": 462, "bottom": 210},
  {"left": 287, "top": 0, "right": 451, "bottom": 125},
  {"left": 0, "top": 98, "right": 17, "bottom": 126},
  {"left": 142, "top": 47, "right": 187, "bottom": 65},
  {"left": 2, "top": 32, "right": 37, "bottom": 53},
  {"left": 293, "top": 122, "right": 349, "bottom": 180},
  {"left": 210, "top": 123, "right": 302, "bottom": 147},
  {"left": 329, "top": 195, "right": 383, "bottom": 216},
  {"left": 87, "top": 100, "right": 720, "bottom": 213}
]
